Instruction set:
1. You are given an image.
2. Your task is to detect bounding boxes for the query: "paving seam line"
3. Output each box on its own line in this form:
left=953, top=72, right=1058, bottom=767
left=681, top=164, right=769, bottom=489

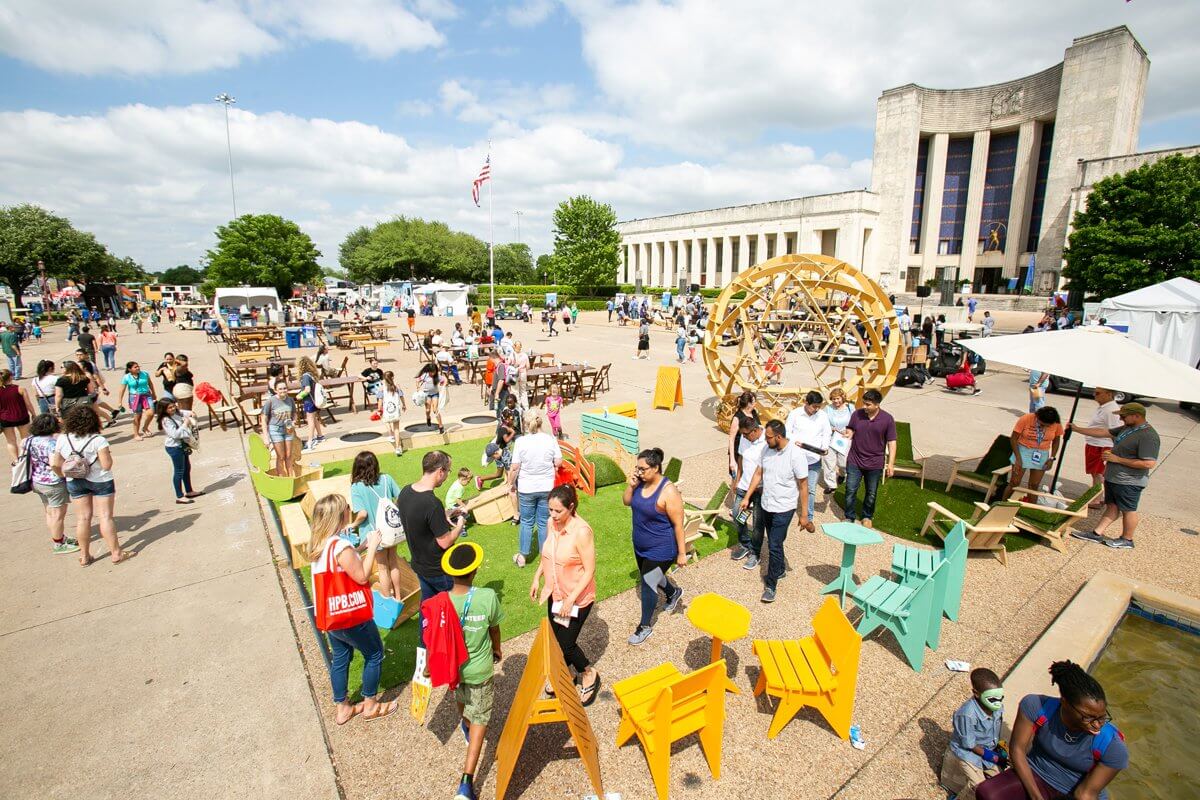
left=829, top=533, right=1090, bottom=798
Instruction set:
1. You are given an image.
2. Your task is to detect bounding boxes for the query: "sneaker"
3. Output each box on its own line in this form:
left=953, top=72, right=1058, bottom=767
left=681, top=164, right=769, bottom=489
left=52, top=538, right=80, bottom=554
left=1104, top=537, right=1135, bottom=549
left=1071, top=529, right=1108, bottom=544
left=729, top=545, right=749, bottom=561
left=474, top=476, right=484, bottom=491
left=627, top=625, right=654, bottom=646
left=743, top=554, right=760, bottom=570
left=394, top=448, right=403, bottom=457
left=761, top=587, right=777, bottom=603
left=862, top=519, right=873, bottom=529
left=664, top=586, right=684, bottom=613
left=453, top=777, right=476, bottom=800
left=512, top=553, right=526, bottom=568
left=302, top=440, right=317, bottom=452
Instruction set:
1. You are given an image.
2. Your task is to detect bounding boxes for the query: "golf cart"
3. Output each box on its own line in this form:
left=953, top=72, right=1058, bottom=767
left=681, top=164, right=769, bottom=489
left=495, top=297, right=522, bottom=320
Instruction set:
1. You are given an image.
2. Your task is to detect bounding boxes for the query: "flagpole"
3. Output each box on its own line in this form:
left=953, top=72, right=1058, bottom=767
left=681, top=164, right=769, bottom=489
left=487, top=145, right=495, bottom=309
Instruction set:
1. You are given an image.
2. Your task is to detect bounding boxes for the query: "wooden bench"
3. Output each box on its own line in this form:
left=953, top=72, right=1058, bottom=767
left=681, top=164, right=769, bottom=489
left=279, top=503, right=313, bottom=568
left=358, top=339, right=389, bottom=358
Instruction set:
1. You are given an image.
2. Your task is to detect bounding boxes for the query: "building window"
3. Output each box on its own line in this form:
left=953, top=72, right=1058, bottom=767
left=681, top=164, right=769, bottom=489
left=938, top=137, right=973, bottom=256
left=978, top=131, right=1018, bottom=254
left=731, top=240, right=740, bottom=274
left=911, top=137, right=929, bottom=254
left=1025, top=121, right=1055, bottom=252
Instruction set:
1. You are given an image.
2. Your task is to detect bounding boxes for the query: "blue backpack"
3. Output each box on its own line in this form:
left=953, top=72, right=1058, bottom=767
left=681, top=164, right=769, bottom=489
left=1033, top=698, right=1124, bottom=764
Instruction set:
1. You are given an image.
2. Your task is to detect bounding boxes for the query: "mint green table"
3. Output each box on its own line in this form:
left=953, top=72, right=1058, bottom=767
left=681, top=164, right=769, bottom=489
left=820, top=522, right=883, bottom=607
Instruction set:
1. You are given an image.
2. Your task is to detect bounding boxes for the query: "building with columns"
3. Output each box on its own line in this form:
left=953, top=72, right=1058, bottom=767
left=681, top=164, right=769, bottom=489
left=618, top=26, right=1175, bottom=295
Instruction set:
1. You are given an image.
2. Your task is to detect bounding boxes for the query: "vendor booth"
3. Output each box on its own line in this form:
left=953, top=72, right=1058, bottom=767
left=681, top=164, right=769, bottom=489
left=1098, top=277, right=1200, bottom=367
left=413, top=282, right=470, bottom=317
left=213, top=287, right=282, bottom=327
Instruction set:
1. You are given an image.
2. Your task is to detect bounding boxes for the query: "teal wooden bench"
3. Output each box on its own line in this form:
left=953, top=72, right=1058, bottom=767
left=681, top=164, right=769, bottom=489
left=581, top=411, right=639, bottom=454
left=890, top=522, right=969, bottom=622
left=852, top=522, right=968, bottom=671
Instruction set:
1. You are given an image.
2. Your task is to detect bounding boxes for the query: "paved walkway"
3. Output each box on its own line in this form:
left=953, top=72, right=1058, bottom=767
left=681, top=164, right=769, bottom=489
left=0, top=324, right=338, bottom=800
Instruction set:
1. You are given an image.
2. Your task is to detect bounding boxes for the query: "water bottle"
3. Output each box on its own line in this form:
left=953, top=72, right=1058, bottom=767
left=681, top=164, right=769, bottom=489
left=849, top=724, right=865, bottom=750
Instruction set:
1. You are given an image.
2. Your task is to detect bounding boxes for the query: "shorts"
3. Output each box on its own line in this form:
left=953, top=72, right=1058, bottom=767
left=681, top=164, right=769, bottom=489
left=128, top=394, right=152, bottom=412
left=66, top=478, right=116, bottom=499
left=1011, top=444, right=1050, bottom=470
left=1084, top=444, right=1108, bottom=476
left=455, top=679, right=494, bottom=727
left=34, top=481, right=70, bottom=508
left=60, top=396, right=92, bottom=413
left=1104, top=481, right=1143, bottom=512
left=301, top=398, right=317, bottom=414
left=268, top=425, right=295, bottom=443
left=0, top=416, right=30, bottom=429
left=939, top=747, right=999, bottom=799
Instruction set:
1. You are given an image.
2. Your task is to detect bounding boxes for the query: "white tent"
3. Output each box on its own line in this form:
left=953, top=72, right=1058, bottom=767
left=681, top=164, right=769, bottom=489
left=1098, top=277, right=1200, bottom=367
left=212, top=287, right=283, bottom=318
left=413, top=283, right=470, bottom=317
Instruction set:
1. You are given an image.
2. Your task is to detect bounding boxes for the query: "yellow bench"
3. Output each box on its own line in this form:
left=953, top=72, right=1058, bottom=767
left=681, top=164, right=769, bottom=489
left=359, top=339, right=389, bottom=357
left=751, top=596, right=861, bottom=740
left=278, top=502, right=313, bottom=568
left=589, top=401, right=637, bottom=419
left=300, top=474, right=352, bottom=518
left=613, top=660, right=727, bottom=800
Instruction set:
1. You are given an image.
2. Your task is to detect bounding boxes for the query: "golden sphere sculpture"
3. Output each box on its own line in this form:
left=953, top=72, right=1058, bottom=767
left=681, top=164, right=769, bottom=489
left=703, top=253, right=902, bottom=425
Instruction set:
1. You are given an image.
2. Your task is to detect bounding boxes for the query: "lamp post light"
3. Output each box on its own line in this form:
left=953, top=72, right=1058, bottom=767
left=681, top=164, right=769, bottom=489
left=513, top=210, right=523, bottom=244
left=214, top=93, right=238, bottom=219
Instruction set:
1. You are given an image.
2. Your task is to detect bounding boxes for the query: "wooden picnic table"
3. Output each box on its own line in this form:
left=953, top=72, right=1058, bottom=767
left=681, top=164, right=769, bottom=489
left=527, top=363, right=589, bottom=401
left=241, top=375, right=364, bottom=412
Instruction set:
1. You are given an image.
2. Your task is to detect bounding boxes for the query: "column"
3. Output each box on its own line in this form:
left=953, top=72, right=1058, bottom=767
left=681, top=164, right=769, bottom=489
left=919, top=132, right=949, bottom=280
left=721, top=235, right=734, bottom=287
left=739, top=233, right=752, bottom=271
left=663, top=240, right=676, bottom=289
left=690, top=238, right=703, bottom=287
left=650, top=240, right=661, bottom=287
left=756, top=232, right=768, bottom=266
left=1005, top=120, right=1039, bottom=277
left=641, top=243, right=652, bottom=286
left=777, top=229, right=791, bottom=256
left=959, top=129, right=991, bottom=280
left=705, top=237, right=718, bottom=287
left=620, top=245, right=629, bottom=284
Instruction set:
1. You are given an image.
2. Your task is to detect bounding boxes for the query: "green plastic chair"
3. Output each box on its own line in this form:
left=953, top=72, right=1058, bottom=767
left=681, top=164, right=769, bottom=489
left=891, top=522, right=969, bottom=622
left=946, top=435, right=1012, bottom=502
left=248, top=432, right=272, bottom=473
left=247, top=432, right=320, bottom=503
left=1013, top=483, right=1102, bottom=553
left=893, top=421, right=927, bottom=487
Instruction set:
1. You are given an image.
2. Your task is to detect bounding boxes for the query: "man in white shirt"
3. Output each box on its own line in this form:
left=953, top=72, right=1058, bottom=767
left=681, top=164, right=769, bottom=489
left=499, top=332, right=516, bottom=359
left=1080, top=387, right=1122, bottom=507
left=785, top=391, right=831, bottom=532
left=729, top=419, right=767, bottom=567
left=739, top=419, right=807, bottom=603
left=898, top=310, right=912, bottom=350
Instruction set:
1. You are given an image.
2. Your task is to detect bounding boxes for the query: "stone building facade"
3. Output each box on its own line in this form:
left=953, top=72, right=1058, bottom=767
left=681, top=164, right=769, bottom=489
left=617, top=26, right=1167, bottom=295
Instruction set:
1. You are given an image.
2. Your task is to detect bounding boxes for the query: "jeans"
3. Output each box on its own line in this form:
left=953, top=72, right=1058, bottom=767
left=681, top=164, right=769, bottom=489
left=67, top=325, right=77, bottom=341
left=5, top=354, right=20, bottom=379
left=327, top=619, right=384, bottom=703
left=844, top=464, right=882, bottom=521
left=636, top=555, right=679, bottom=628
left=805, top=464, right=821, bottom=521
left=166, top=445, right=193, bottom=498
left=446, top=364, right=462, bottom=384
left=518, top=490, right=550, bottom=555
left=757, top=509, right=794, bottom=591
left=676, top=339, right=685, bottom=361
left=417, top=572, right=454, bottom=603
left=547, top=598, right=592, bottom=672
left=101, top=345, right=116, bottom=370
left=36, top=396, right=51, bottom=415
left=732, top=488, right=760, bottom=548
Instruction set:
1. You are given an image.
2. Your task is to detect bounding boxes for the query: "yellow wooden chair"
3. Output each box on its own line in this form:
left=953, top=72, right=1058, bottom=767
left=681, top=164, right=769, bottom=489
left=919, top=500, right=1020, bottom=566
left=613, top=659, right=728, bottom=800
left=751, top=596, right=862, bottom=740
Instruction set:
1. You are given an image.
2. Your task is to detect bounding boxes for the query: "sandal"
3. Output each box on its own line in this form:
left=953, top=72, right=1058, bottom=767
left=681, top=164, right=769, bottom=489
left=362, top=699, right=399, bottom=722
left=335, top=702, right=364, bottom=726
left=176, top=498, right=195, bottom=505
left=579, top=674, right=600, bottom=707
left=112, top=550, right=137, bottom=565
left=185, top=491, right=206, bottom=498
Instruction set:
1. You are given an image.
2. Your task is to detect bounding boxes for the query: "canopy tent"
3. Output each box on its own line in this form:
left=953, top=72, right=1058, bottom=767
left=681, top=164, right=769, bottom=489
left=413, top=282, right=470, bottom=317
left=1098, top=277, right=1200, bottom=367
left=212, top=287, right=282, bottom=315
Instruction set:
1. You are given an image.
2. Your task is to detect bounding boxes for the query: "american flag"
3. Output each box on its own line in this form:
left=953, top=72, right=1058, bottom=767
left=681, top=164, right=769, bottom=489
left=471, top=156, right=491, bottom=207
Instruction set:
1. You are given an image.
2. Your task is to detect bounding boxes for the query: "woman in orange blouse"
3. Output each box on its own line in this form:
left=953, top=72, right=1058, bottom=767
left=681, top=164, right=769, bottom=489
left=529, top=483, right=600, bottom=704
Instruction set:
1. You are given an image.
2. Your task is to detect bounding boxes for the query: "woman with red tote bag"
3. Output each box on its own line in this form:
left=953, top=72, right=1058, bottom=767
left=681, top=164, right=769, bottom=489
left=308, top=494, right=398, bottom=724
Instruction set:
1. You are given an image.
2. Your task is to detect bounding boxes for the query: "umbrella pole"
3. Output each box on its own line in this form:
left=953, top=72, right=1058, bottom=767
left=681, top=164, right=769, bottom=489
left=1051, top=383, right=1083, bottom=491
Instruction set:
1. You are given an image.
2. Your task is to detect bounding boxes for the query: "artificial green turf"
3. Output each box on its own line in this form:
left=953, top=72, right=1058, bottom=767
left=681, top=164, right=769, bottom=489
left=287, top=437, right=736, bottom=700
left=831, top=478, right=1042, bottom=552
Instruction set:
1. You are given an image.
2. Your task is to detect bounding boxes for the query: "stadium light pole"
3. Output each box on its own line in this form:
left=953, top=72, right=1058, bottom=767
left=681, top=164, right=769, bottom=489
left=513, top=210, right=523, bottom=244
left=215, top=93, right=238, bottom=219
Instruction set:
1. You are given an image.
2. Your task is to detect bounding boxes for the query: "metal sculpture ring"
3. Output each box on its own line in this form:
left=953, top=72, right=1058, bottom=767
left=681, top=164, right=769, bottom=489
left=703, top=254, right=902, bottom=425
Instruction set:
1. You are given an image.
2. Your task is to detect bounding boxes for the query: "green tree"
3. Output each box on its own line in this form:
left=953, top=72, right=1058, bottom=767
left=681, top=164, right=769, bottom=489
left=204, top=214, right=322, bottom=298
left=160, top=264, right=205, bottom=285
left=536, top=253, right=556, bottom=283
left=1064, top=154, right=1200, bottom=299
left=339, top=225, right=371, bottom=273
left=551, top=195, right=621, bottom=286
left=0, top=204, right=110, bottom=299
left=104, top=255, right=154, bottom=284
left=491, top=243, right=537, bottom=284
left=343, top=217, right=488, bottom=284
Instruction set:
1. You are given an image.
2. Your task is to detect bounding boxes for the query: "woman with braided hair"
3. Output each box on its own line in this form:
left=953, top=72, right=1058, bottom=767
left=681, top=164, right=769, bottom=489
left=976, top=660, right=1128, bottom=800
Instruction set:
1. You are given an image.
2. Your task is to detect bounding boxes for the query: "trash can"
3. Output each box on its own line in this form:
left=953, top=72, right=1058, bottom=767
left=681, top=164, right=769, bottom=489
left=300, top=325, right=318, bottom=347
left=284, top=327, right=301, bottom=349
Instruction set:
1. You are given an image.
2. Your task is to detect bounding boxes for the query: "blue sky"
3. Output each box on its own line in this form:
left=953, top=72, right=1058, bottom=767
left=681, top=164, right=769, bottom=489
left=1, top=1, right=1197, bottom=272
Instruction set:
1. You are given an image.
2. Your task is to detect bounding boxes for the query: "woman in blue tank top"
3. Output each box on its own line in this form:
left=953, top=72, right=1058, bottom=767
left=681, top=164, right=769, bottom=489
left=623, top=447, right=687, bottom=646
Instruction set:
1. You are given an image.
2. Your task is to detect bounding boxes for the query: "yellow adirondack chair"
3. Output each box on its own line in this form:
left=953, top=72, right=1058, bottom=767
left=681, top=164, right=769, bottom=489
left=613, top=660, right=728, bottom=800
left=920, top=500, right=1020, bottom=566
left=751, top=597, right=862, bottom=740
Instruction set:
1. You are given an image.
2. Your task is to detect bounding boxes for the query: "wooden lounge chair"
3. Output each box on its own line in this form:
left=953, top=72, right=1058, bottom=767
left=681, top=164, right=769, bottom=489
left=946, top=434, right=1012, bottom=503
left=614, top=660, right=728, bottom=800
left=1011, top=483, right=1102, bottom=553
left=682, top=482, right=730, bottom=540
left=919, top=500, right=1020, bottom=566
left=751, top=597, right=861, bottom=740
left=893, top=421, right=928, bottom=487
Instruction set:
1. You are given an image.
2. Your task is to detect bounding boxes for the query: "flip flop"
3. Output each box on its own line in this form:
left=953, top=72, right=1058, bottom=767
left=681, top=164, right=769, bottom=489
left=362, top=699, right=399, bottom=722
left=336, top=702, right=364, bottom=726
left=112, top=550, right=138, bottom=565
left=579, top=674, right=601, bottom=707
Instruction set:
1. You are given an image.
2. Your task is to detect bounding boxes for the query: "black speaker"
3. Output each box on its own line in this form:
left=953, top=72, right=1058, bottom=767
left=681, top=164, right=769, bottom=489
left=689, top=283, right=700, bottom=294
left=916, top=285, right=932, bottom=298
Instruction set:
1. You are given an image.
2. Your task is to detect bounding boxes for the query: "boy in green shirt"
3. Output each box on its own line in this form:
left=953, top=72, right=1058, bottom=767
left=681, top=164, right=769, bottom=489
left=444, top=467, right=472, bottom=536
left=443, top=542, right=503, bottom=800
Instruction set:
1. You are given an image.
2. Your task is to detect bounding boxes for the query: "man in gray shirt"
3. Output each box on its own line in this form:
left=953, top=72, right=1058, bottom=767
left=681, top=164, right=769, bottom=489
left=1069, top=402, right=1159, bottom=549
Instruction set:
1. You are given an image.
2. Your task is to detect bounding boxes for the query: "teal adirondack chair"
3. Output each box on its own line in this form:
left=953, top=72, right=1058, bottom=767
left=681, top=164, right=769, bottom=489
left=890, top=523, right=970, bottom=621
left=851, top=523, right=968, bottom=671
left=946, top=435, right=1013, bottom=502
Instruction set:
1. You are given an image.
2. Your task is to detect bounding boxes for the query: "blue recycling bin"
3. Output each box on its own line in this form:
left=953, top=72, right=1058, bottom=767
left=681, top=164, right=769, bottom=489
left=284, top=327, right=301, bottom=349
left=300, top=325, right=318, bottom=347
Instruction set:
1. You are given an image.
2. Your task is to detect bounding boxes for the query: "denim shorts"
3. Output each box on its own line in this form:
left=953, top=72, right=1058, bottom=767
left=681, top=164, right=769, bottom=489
left=66, top=478, right=116, bottom=499
left=1011, top=444, right=1050, bottom=470
left=1104, top=481, right=1144, bottom=512
left=268, top=425, right=295, bottom=443
left=34, top=480, right=70, bottom=508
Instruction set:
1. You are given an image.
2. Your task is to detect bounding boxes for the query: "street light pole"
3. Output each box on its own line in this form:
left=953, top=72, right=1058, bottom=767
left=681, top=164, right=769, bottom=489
left=215, top=93, right=238, bottom=219
left=513, top=210, right=523, bottom=244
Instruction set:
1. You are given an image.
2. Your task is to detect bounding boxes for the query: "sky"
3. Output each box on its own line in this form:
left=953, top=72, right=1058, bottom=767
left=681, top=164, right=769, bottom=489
left=1, top=0, right=1198, bottom=274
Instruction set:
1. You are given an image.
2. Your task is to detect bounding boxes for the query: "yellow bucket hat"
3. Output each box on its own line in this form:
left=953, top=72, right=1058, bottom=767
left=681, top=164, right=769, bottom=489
left=442, top=541, right=484, bottom=576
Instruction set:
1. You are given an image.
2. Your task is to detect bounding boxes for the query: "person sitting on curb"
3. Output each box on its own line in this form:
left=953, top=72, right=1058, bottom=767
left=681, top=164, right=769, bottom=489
left=940, top=668, right=1005, bottom=800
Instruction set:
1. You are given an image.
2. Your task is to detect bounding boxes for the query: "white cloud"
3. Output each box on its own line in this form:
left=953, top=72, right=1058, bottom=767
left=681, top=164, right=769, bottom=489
left=0, top=104, right=867, bottom=270
left=0, top=0, right=447, bottom=75
left=439, top=78, right=578, bottom=125
left=569, top=0, right=1200, bottom=149
left=507, top=0, right=557, bottom=28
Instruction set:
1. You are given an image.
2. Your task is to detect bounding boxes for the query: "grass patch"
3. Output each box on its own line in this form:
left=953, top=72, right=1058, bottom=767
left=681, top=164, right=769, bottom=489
left=287, top=437, right=735, bottom=700
left=832, top=478, right=1042, bottom=552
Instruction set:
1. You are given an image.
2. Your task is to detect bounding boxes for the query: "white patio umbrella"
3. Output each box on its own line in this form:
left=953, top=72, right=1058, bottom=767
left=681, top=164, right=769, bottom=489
left=960, top=325, right=1200, bottom=486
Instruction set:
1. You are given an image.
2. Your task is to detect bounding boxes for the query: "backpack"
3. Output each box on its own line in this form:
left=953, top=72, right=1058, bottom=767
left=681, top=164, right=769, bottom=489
left=62, top=436, right=98, bottom=480
left=1032, top=698, right=1123, bottom=764
left=312, top=380, right=333, bottom=409
left=10, top=439, right=33, bottom=494
left=895, top=366, right=922, bottom=388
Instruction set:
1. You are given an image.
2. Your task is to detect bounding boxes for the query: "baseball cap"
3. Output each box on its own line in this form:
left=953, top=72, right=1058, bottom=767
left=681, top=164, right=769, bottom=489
left=1118, top=402, right=1147, bottom=417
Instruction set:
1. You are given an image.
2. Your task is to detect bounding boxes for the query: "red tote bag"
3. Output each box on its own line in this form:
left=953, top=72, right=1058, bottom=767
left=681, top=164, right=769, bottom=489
left=313, top=539, right=374, bottom=631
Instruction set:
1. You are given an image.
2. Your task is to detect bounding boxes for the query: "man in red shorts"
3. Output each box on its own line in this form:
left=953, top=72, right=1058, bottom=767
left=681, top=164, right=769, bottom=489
left=1080, top=387, right=1120, bottom=509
